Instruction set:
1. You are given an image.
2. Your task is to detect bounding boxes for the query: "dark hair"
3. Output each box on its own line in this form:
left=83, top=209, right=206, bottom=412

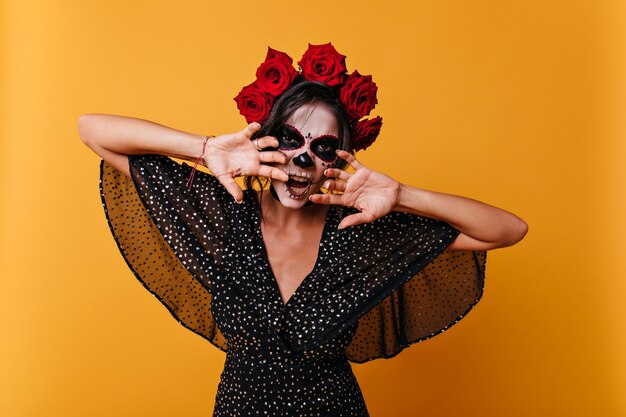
left=244, top=76, right=353, bottom=211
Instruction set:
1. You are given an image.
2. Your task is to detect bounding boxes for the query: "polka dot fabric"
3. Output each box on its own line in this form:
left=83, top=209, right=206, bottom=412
left=99, top=154, right=487, bottom=416
left=99, top=155, right=228, bottom=351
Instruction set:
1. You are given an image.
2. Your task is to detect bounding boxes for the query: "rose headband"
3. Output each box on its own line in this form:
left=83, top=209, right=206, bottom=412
left=234, top=43, right=382, bottom=152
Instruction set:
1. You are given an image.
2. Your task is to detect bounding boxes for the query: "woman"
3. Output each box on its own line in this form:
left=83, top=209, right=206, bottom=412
left=79, top=44, right=527, bottom=416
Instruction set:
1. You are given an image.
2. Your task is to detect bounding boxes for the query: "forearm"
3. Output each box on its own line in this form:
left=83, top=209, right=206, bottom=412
left=77, top=113, right=206, bottom=164
left=394, top=184, right=528, bottom=246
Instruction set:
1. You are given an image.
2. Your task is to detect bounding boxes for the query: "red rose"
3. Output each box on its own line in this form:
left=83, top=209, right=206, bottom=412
left=255, top=47, right=298, bottom=96
left=265, top=47, right=292, bottom=63
left=234, top=81, right=274, bottom=124
left=352, top=117, right=382, bottom=151
left=339, top=70, right=378, bottom=120
left=298, top=43, right=347, bottom=87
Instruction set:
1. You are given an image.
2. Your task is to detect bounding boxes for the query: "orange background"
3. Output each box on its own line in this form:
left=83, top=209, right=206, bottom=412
left=1, top=0, right=625, bottom=416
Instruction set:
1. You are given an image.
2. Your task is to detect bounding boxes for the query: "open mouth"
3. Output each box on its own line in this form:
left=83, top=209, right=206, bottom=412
left=285, top=173, right=313, bottom=199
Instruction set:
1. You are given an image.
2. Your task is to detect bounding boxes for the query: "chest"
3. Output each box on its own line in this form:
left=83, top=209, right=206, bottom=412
left=261, top=223, right=324, bottom=305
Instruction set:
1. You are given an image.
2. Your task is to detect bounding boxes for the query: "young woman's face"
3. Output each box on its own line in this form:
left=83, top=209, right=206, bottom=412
left=269, top=103, right=340, bottom=209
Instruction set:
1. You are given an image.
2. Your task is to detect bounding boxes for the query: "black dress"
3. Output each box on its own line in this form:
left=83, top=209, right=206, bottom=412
left=99, top=154, right=487, bottom=416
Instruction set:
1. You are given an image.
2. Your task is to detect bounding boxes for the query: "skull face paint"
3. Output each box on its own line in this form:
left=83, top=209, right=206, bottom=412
left=268, top=103, right=341, bottom=209
left=274, top=124, right=340, bottom=166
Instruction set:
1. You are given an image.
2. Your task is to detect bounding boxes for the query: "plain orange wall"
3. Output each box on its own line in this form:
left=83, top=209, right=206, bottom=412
left=1, top=0, right=624, bottom=416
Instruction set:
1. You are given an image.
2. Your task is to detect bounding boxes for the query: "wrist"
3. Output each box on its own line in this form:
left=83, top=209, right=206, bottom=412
left=394, top=184, right=430, bottom=216
left=184, top=135, right=214, bottom=191
left=394, top=183, right=408, bottom=212
left=169, top=134, right=212, bottom=164
left=197, top=135, right=215, bottom=167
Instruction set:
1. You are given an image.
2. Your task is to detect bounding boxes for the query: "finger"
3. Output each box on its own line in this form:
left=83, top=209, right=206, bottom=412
left=259, top=151, right=287, bottom=164
left=322, top=179, right=346, bottom=193
left=216, top=175, right=244, bottom=203
left=255, top=135, right=279, bottom=149
left=241, top=122, right=262, bottom=140
left=257, top=165, right=289, bottom=182
left=324, top=168, right=351, bottom=181
left=336, top=150, right=364, bottom=170
left=308, top=193, right=344, bottom=206
left=338, top=212, right=375, bottom=229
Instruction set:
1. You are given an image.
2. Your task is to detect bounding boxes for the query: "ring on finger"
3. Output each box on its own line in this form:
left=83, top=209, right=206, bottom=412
left=254, top=138, right=261, bottom=151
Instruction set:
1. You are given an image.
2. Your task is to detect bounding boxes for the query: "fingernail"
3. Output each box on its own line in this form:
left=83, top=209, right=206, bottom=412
left=324, top=169, right=329, bottom=176
left=324, top=181, right=330, bottom=189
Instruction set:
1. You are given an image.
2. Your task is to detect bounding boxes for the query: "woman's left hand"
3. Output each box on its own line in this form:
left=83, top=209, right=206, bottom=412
left=309, top=150, right=401, bottom=229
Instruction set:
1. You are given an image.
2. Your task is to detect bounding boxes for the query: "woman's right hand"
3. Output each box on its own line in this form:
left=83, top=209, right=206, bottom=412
left=204, top=122, right=288, bottom=203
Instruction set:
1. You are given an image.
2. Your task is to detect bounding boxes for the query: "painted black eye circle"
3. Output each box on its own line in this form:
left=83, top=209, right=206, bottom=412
left=281, top=135, right=300, bottom=148
left=312, top=137, right=339, bottom=161
left=274, top=125, right=304, bottom=150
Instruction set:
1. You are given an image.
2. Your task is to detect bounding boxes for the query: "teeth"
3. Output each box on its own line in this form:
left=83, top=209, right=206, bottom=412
left=288, top=174, right=311, bottom=182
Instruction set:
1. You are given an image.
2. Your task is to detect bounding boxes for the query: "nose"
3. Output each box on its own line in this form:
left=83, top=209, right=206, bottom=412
left=293, top=151, right=314, bottom=168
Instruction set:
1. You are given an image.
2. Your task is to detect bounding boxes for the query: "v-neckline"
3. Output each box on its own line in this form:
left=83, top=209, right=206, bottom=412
left=254, top=204, right=335, bottom=307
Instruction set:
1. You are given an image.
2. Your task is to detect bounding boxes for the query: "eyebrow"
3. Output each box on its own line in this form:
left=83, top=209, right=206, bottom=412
left=284, top=123, right=339, bottom=141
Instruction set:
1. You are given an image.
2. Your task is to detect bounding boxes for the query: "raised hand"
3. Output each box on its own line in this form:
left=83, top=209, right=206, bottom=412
left=309, top=150, right=401, bottom=229
left=204, top=123, right=289, bottom=202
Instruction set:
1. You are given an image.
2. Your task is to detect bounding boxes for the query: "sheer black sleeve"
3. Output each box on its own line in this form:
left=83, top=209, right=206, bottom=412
left=99, top=154, right=231, bottom=351
left=280, top=209, right=487, bottom=362
left=345, top=248, right=487, bottom=363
